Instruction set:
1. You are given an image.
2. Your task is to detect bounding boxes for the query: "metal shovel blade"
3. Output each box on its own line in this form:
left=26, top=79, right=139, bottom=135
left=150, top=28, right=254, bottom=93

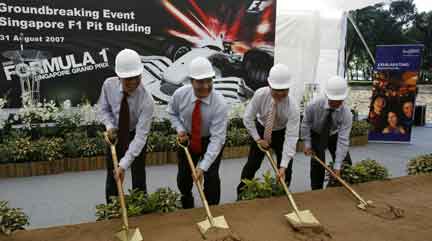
left=115, top=228, right=143, bottom=241
left=357, top=200, right=374, bottom=210
left=197, top=215, right=230, bottom=235
left=285, top=210, right=322, bottom=229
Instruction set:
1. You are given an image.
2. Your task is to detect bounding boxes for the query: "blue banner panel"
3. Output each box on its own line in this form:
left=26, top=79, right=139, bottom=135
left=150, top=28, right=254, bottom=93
left=368, top=44, right=423, bottom=143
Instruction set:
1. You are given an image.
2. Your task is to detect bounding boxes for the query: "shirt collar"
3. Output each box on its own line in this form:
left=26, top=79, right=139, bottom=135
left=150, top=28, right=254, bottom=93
left=191, top=89, right=211, bottom=105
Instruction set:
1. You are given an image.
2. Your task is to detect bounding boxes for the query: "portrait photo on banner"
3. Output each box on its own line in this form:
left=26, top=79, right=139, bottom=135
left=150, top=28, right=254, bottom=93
left=368, top=70, right=417, bottom=142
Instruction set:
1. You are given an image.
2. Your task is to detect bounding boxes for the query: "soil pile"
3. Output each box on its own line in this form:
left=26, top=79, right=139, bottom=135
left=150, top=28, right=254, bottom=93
left=1, top=175, right=431, bottom=241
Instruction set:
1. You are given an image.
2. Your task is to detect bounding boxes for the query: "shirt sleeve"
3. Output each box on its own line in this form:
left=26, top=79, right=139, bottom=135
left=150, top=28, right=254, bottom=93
left=301, top=103, right=314, bottom=150
left=97, top=81, right=115, bottom=130
left=119, top=94, right=155, bottom=170
left=334, top=109, right=353, bottom=170
left=242, top=94, right=261, bottom=141
left=198, top=102, right=229, bottom=171
left=167, top=90, right=187, bottom=134
left=281, top=101, right=300, bottom=168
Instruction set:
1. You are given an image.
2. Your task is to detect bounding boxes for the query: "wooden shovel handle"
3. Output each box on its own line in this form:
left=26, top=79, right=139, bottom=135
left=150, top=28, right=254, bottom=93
left=104, top=132, right=129, bottom=230
left=311, top=155, right=369, bottom=206
left=177, top=139, right=215, bottom=227
left=258, top=145, right=303, bottom=220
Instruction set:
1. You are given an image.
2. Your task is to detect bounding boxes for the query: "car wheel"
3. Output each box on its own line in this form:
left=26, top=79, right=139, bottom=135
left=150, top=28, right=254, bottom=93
left=242, top=49, right=273, bottom=91
left=162, top=41, right=191, bottom=61
left=208, top=54, right=243, bottom=78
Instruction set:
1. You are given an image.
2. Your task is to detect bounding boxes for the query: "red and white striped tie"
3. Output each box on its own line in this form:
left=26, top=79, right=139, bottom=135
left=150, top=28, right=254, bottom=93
left=263, top=100, right=276, bottom=144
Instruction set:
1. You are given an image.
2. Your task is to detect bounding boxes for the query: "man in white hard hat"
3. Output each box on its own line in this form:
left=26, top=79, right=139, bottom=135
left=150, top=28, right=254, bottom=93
left=301, top=76, right=353, bottom=190
left=98, top=49, right=154, bottom=203
left=237, top=64, right=300, bottom=199
left=167, top=57, right=228, bottom=208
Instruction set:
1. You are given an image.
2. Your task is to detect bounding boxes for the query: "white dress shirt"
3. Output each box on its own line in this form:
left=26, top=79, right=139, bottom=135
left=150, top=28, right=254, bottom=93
left=301, top=96, right=353, bottom=170
left=243, top=87, right=300, bottom=168
left=97, top=76, right=155, bottom=170
left=167, top=85, right=229, bottom=171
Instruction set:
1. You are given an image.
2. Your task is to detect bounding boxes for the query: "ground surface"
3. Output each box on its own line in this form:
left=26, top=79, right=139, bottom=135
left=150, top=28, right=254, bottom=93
left=1, top=174, right=431, bottom=241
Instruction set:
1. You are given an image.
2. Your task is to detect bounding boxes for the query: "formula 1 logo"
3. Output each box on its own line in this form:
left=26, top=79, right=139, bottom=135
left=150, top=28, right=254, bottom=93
left=247, top=0, right=272, bottom=13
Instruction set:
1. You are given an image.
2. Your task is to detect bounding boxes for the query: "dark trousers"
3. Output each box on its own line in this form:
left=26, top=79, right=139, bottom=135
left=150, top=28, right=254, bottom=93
left=237, top=122, right=293, bottom=197
left=177, top=137, right=223, bottom=209
left=310, top=131, right=352, bottom=190
left=105, top=132, right=147, bottom=203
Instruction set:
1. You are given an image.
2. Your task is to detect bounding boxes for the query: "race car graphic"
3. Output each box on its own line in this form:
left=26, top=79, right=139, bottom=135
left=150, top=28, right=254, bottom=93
left=140, top=0, right=275, bottom=104
left=140, top=39, right=274, bottom=104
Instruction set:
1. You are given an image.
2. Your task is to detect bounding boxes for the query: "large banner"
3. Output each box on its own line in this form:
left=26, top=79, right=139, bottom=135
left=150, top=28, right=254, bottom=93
left=0, top=0, right=276, bottom=107
left=368, top=44, right=423, bottom=143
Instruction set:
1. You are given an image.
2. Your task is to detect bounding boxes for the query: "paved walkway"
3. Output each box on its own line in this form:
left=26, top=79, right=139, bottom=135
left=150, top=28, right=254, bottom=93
left=1, top=127, right=431, bottom=229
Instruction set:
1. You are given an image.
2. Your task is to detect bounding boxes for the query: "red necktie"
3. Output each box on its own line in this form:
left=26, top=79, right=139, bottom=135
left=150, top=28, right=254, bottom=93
left=118, top=92, right=130, bottom=158
left=190, top=99, right=202, bottom=154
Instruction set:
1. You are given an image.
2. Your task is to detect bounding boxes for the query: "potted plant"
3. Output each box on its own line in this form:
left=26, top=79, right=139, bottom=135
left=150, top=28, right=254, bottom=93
left=407, top=154, right=432, bottom=175
left=224, top=128, right=251, bottom=159
left=342, top=159, right=389, bottom=184
left=95, top=188, right=181, bottom=221
left=0, top=201, right=29, bottom=236
left=239, top=171, right=285, bottom=201
left=350, top=120, right=369, bottom=146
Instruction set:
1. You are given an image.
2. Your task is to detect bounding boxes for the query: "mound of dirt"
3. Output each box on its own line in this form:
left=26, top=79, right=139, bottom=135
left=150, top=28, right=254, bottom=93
left=2, top=175, right=432, bottom=241
left=204, top=227, right=242, bottom=241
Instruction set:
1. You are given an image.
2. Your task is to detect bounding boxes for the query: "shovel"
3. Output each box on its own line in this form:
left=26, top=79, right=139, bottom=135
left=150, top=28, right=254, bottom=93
left=104, top=133, right=143, bottom=241
left=258, top=145, right=323, bottom=230
left=312, top=155, right=404, bottom=219
left=177, top=138, right=230, bottom=237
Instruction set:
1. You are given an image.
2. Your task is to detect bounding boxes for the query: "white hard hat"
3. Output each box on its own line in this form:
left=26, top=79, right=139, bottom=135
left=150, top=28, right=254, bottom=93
left=115, top=49, right=143, bottom=78
left=324, top=76, right=349, bottom=100
left=267, top=64, right=293, bottom=90
left=189, top=57, right=215, bottom=80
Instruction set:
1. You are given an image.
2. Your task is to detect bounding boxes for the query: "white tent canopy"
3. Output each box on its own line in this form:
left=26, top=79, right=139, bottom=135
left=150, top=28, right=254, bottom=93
left=275, top=0, right=386, bottom=102
left=278, top=0, right=388, bottom=12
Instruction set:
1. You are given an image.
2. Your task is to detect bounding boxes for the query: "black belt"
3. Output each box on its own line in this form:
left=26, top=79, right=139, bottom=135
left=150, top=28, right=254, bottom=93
left=311, top=130, right=338, bottom=137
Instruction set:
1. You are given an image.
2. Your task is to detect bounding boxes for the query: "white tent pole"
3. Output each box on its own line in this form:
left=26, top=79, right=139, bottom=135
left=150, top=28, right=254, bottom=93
left=338, top=12, right=348, bottom=77
left=347, top=14, right=375, bottom=64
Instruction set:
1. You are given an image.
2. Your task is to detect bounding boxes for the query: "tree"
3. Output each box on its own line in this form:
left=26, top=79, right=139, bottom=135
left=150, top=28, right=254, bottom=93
left=389, top=0, right=416, bottom=27
left=412, top=12, right=432, bottom=72
left=346, top=0, right=420, bottom=81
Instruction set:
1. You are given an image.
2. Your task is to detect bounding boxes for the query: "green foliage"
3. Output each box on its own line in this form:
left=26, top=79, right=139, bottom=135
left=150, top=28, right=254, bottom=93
left=63, top=132, right=86, bottom=157
left=151, top=118, right=175, bottom=134
left=410, top=7, right=432, bottom=73
left=63, top=131, right=105, bottom=158
left=0, top=144, right=8, bottom=163
left=0, top=117, right=254, bottom=163
left=147, top=132, right=178, bottom=152
left=148, top=119, right=252, bottom=151
left=239, top=171, right=285, bottom=201
left=342, top=159, right=390, bottom=184
left=147, top=187, right=182, bottom=213
left=79, top=132, right=105, bottom=157
left=407, top=154, right=432, bottom=175
left=33, top=138, right=64, bottom=162
left=3, top=132, right=35, bottom=163
left=350, top=120, right=370, bottom=137
left=0, top=201, right=29, bottom=236
left=226, top=128, right=252, bottom=147
left=55, top=112, right=81, bottom=137
left=227, top=117, right=244, bottom=131
left=95, top=188, right=181, bottom=221
left=1, top=132, right=64, bottom=163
